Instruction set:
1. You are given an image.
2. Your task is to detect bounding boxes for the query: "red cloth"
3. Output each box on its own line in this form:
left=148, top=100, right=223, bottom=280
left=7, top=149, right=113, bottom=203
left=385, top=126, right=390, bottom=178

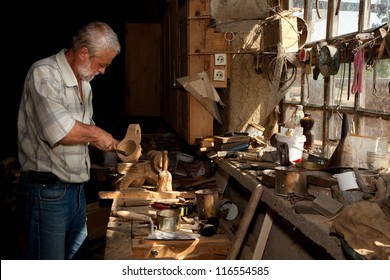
left=351, top=48, right=365, bottom=94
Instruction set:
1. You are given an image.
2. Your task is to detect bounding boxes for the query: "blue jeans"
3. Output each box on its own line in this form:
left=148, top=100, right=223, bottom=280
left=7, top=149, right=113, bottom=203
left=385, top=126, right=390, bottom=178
left=17, top=174, right=88, bottom=260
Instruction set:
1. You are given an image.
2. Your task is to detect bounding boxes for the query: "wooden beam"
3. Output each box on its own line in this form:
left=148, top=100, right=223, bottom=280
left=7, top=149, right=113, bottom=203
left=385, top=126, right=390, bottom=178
left=226, top=183, right=264, bottom=259
left=252, top=207, right=275, bottom=260
left=98, top=189, right=196, bottom=200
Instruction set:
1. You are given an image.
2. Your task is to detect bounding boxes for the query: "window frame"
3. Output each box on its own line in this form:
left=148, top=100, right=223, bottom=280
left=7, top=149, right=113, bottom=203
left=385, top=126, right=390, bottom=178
left=283, top=0, right=390, bottom=149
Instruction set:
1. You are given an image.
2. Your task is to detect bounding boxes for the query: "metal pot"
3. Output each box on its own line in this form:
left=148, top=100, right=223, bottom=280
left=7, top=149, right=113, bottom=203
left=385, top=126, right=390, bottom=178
left=274, top=166, right=307, bottom=196
left=156, top=209, right=180, bottom=232
left=318, top=45, right=340, bottom=76
left=195, top=189, right=220, bottom=220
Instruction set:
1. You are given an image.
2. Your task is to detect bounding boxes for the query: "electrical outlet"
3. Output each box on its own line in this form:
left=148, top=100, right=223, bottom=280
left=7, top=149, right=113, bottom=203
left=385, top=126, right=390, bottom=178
left=215, top=53, right=227, bottom=66
left=213, top=69, right=225, bottom=81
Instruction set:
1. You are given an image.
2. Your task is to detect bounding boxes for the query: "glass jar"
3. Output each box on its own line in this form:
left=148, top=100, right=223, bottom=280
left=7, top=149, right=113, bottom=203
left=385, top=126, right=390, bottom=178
left=367, top=151, right=390, bottom=170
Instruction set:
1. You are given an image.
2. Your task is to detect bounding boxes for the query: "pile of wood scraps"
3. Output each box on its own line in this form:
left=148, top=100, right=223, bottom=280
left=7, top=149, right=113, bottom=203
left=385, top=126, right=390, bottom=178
left=197, top=130, right=267, bottom=154
left=99, top=188, right=232, bottom=260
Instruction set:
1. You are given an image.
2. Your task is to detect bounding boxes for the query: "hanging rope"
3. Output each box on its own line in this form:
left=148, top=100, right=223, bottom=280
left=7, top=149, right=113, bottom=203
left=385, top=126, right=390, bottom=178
left=266, top=54, right=298, bottom=91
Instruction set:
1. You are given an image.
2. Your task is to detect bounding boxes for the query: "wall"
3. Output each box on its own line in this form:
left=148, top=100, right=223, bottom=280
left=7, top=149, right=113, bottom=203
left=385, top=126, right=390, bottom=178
left=209, top=2, right=281, bottom=138
left=1, top=1, right=167, bottom=160
left=209, top=1, right=329, bottom=259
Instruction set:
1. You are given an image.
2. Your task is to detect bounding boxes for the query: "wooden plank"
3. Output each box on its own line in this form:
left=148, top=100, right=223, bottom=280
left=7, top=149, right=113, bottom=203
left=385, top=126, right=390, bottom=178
left=98, top=189, right=196, bottom=200
left=188, top=55, right=205, bottom=74
left=227, top=183, right=264, bottom=259
left=104, top=217, right=133, bottom=259
left=188, top=94, right=213, bottom=144
left=214, top=135, right=251, bottom=143
left=216, top=158, right=346, bottom=259
left=307, top=171, right=338, bottom=188
left=125, top=24, right=161, bottom=116
left=188, top=18, right=206, bottom=54
left=215, top=167, right=230, bottom=194
left=132, top=234, right=230, bottom=260
left=205, top=28, right=228, bottom=51
left=188, top=0, right=210, bottom=17
left=112, top=207, right=157, bottom=219
left=252, top=207, right=275, bottom=259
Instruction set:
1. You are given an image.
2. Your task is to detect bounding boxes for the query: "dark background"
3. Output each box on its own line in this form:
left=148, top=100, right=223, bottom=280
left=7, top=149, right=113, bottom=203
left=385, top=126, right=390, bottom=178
left=2, top=1, right=168, bottom=161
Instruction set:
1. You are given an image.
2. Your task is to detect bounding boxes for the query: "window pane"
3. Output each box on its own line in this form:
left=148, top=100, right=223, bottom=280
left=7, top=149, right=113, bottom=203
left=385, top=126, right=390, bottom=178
left=309, top=0, right=328, bottom=42
left=284, top=105, right=300, bottom=125
left=286, top=58, right=325, bottom=105
left=285, top=67, right=302, bottom=102
left=334, top=0, right=360, bottom=37
left=292, top=0, right=304, bottom=9
left=365, top=0, right=390, bottom=30
left=329, top=63, right=355, bottom=107
left=361, top=59, right=390, bottom=113
left=358, top=116, right=389, bottom=140
left=328, top=112, right=355, bottom=140
left=306, top=71, right=324, bottom=105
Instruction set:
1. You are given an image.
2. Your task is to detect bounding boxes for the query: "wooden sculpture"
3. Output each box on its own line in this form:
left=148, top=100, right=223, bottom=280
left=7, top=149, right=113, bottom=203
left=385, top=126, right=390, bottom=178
left=113, top=124, right=173, bottom=192
left=157, top=150, right=172, bottom=192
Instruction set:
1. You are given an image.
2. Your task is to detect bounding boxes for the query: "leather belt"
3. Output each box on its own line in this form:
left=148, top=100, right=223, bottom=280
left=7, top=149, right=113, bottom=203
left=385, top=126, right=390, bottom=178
left=21, top=171, right=60, bottom=184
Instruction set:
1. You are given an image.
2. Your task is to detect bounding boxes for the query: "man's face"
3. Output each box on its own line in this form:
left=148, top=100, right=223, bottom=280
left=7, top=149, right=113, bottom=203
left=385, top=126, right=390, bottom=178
left=78, top=49, right=117, bottom=82
left=78, top=59, right=99, bottom=82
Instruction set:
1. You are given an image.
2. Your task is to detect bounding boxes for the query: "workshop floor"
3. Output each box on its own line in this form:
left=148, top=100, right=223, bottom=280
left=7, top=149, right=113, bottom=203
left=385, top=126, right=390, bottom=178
left=87, top=237, right=106, bottom=260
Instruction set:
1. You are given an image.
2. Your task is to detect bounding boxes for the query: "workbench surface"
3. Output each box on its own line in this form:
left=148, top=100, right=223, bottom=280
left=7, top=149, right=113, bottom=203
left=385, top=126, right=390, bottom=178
left=99, top=159, right=347, bottom=260
left=215, top=159, right=346, bottom=259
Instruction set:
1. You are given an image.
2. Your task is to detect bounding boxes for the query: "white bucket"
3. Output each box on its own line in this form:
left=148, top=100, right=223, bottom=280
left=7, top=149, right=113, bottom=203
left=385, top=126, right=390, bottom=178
left=333, top=171, right=359, bottom=191
left=276, top=134, right=306, bottom=162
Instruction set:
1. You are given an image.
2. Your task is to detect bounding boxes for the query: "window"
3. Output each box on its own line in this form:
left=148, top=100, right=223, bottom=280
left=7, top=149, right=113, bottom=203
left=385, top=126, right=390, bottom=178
left=284, top=0, right=390, bottom=155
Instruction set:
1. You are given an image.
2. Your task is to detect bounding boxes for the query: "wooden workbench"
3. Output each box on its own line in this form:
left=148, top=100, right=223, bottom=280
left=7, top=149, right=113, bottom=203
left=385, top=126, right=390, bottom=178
left=99, top=188, right=232, bottom=260
left=215, top=158, right=346, bottom=260
left=99, top=158, right=347, bottom=260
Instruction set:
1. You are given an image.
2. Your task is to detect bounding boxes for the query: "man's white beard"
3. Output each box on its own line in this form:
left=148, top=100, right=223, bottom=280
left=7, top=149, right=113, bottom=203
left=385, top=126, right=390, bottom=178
left=78, top=60, right=99, bottom=82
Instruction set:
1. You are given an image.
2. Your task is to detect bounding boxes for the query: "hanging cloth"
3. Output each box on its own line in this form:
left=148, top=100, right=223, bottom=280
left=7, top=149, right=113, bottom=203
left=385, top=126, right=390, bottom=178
left=351, top=48, right=365, bottom=94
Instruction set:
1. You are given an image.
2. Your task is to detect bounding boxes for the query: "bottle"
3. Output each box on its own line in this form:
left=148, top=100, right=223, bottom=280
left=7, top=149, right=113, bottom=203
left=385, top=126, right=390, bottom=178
left=300, top=113, right=315, bottom=149
left=286, top=105, right=305, bottom=128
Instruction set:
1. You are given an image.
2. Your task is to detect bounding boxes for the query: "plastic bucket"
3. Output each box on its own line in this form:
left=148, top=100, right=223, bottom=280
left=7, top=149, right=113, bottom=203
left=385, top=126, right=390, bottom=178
left=276, top=134, right=306, bottom=162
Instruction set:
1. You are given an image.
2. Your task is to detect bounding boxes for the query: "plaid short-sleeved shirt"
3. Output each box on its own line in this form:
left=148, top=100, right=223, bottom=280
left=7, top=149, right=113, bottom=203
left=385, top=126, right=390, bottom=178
left=18, top=49, right=93, bottom=183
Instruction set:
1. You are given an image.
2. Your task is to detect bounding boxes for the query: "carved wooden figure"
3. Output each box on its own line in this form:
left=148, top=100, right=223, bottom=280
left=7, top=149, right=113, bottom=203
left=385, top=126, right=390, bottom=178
left=157, top=150, right=172, bottom=192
